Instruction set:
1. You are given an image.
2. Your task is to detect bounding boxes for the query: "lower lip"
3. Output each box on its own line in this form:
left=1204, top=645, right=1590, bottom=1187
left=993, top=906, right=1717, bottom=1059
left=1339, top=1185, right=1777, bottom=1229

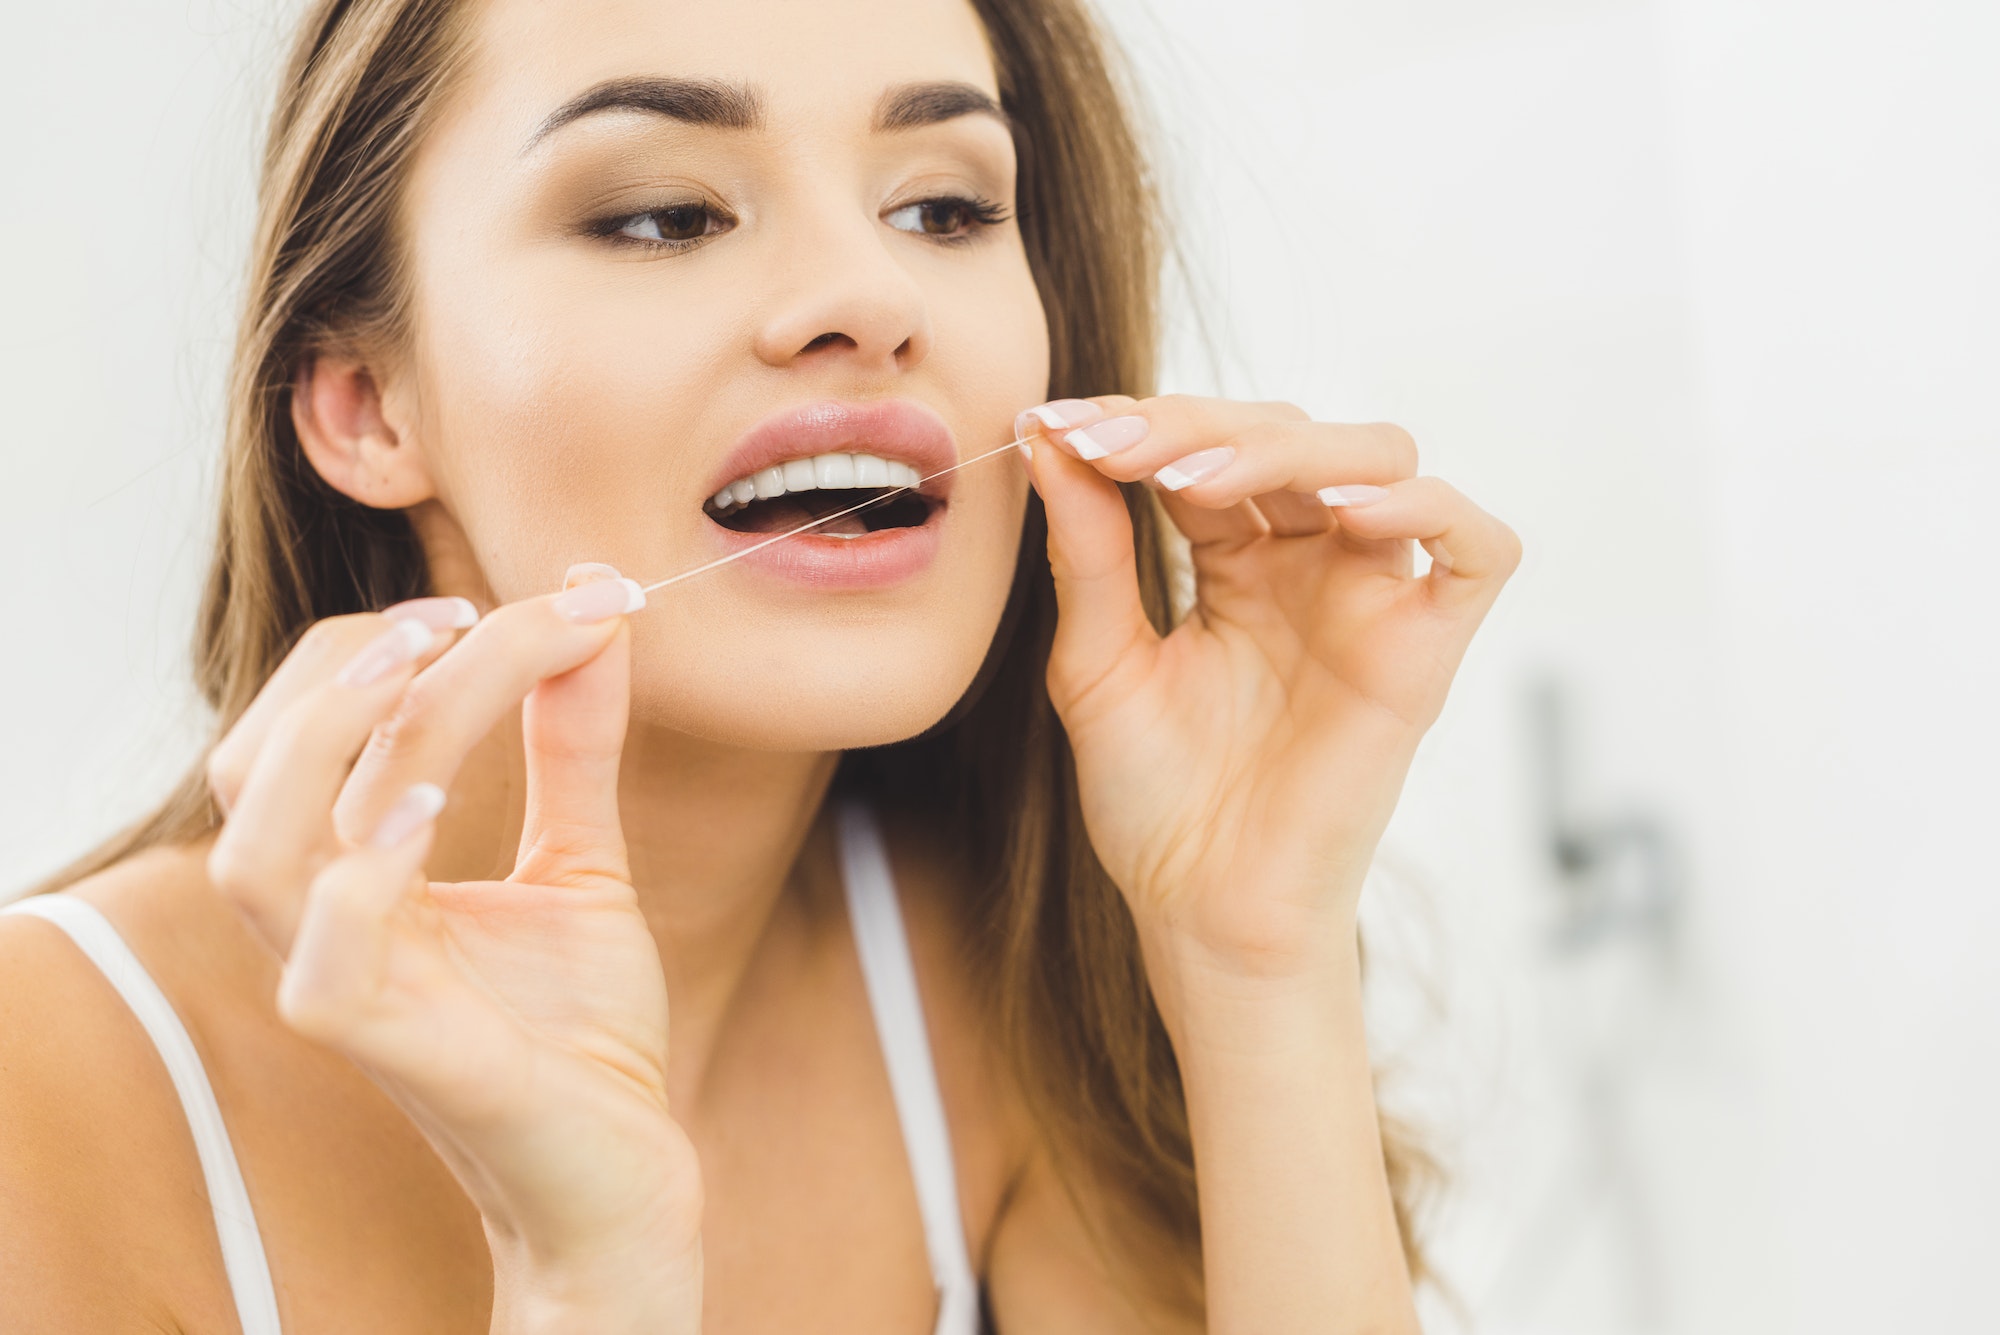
left=701, top=501, right=947, bottom=589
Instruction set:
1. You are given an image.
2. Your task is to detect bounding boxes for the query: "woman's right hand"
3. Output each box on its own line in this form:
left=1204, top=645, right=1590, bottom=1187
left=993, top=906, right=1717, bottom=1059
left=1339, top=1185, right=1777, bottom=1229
left=201, top=570, right=700, bottom=1335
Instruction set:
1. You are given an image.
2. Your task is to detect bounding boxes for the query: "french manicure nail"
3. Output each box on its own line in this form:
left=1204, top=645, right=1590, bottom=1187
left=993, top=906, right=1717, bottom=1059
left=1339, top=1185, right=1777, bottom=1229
left=553, top=575, right=645, bottom=623
left=1317, top=484, right=1390, bottom=507
left=369, top=782, right=447, bottom=849
left=1063, top=415, right=1148, bottom=461
left=336, top=618, right=434, bottom=688
left=383, top=596, right=479, bottom=631
left=1423, top=539, right=1457, bottom=572
left=562, top=562, right=622, bottom=590
left=1153, top=446, right=1236, bottom=491
left=1013, top=398, right=1103, bottom=440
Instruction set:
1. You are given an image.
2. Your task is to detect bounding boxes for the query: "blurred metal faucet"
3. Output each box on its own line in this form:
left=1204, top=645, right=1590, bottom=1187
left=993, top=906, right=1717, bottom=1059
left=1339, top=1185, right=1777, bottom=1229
left=1531, top=678, right=1681, bottom=956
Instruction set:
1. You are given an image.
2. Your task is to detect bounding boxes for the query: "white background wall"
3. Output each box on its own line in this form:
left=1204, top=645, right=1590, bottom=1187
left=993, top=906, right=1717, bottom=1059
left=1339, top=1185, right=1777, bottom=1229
left=3, top=2, right=1994, bottom=1331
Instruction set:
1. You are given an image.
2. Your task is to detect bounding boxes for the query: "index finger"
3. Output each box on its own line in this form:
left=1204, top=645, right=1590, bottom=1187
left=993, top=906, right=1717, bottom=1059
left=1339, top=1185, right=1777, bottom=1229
left=331, top=577, right=644, bottom=850
left=206, top=597, right=479, bottom=813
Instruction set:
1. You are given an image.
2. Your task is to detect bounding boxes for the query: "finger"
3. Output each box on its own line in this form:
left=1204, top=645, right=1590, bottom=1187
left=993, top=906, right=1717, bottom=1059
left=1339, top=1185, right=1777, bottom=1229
left=514, top=567, right=634, bottom=890
left=276, top=788, right=535, bottom=1125
left=1045, top=396, right=1412, bottom=497
left=331, top=574, right=644, bottom=852
left=275, top=781, right=444, bottom=1044
left=1155, top=488, right=1271, bottom=548
left=208, top=618, right=440, bottom=956
left=1024, top=437, right=1161, bottom=713
left=1127, top=417, right=1420, bottom=505
left=1329, top=476, right=1523, bottom=606
left=206, top=597, right=474, bottom=813
left=1019, top=395, right=1275, bottom=547
left=1012, top=394, right=1136, bottom=446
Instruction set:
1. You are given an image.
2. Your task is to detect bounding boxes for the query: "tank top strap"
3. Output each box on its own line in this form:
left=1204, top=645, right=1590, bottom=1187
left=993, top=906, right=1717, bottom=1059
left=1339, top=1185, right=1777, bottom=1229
left=2, top=895, right=283, bottom=1335
left=834, top=802, right=982, bottom=1335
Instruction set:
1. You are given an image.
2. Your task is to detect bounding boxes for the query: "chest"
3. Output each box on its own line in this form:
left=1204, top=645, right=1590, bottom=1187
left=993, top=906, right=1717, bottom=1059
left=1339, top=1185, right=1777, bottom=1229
left=150, top=942, right=1010, bottom=1335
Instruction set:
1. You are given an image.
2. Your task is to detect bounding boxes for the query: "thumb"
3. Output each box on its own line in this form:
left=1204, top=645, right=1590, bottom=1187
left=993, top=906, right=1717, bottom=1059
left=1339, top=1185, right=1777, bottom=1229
left=1027, top=437, right=1160, bottom=712
left=514, top=565, right=634, bottom=888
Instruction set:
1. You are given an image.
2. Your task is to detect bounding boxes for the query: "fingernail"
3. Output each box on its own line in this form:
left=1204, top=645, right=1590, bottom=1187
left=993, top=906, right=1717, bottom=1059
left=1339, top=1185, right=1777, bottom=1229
left=553, top=575, right=645, bottom=623
left=383, top=596, right=479, bottom=631
left=1318, top=484, right=1390, bottom=507
left=370, top=781, right=446, bottom=849
left=1063, top=415, right=1148, bottom=461
left=563, top=562, right=622, bottom=590
left=1424, top=539, right=1457, bottom=572
left=1013, top=398, right=1102, bottom=440
left=336, top=618, right=434, bottom=687
left=1153, top=446, right=1236, bottom=491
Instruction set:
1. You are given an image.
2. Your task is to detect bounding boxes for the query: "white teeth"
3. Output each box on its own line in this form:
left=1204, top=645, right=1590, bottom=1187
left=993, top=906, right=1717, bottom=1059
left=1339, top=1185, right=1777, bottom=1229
left=815, top=453, right=857, bottom=489
left=707, top=451, right=928, bottom=511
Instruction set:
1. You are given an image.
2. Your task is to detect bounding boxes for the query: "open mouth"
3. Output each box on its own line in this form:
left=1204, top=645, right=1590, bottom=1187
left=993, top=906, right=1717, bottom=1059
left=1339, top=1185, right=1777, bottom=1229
left=704, top=450, right=938, bottom=537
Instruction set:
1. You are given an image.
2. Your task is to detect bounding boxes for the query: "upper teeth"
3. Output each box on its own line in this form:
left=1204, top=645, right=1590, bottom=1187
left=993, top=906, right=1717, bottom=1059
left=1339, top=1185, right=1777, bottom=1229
left=709, top=452, right=924, bottom=512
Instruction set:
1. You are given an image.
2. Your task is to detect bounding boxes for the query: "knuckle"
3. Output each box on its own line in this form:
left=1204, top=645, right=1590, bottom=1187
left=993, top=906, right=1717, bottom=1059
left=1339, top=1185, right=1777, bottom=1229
left=1376, top=422, right=1418, bottom=471
left=205, top=746, right=246, bottom=810
left=359, top=687, right=437, bottom=764
left=275, top=970, right=354, bottom=1043
left=205, top=834, right=272, bottom=904
left=264, top=692, right=337, bottom=766
left=1237, top=419, right=1295, bottom=453
left=294, top=613, right=385, bottom=665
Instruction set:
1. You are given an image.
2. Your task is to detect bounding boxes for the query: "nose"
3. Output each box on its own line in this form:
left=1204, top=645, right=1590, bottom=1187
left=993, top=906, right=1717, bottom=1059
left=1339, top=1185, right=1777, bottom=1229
left=751, top=204, right=933, bottom=375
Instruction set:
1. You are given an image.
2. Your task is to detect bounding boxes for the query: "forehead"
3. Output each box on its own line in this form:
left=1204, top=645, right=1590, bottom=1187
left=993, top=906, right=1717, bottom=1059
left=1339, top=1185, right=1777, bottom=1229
left=460, top=0, right=999, bottom=129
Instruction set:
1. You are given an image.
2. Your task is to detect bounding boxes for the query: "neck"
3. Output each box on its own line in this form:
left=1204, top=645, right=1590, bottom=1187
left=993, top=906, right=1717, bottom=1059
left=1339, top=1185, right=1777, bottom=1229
left=427, top=712, right=839, bottom=1109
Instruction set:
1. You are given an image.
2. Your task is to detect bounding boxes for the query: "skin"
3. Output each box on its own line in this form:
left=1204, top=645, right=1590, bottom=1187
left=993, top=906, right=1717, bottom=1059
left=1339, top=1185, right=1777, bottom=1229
left=0, top=0, right=1520, bottom=1331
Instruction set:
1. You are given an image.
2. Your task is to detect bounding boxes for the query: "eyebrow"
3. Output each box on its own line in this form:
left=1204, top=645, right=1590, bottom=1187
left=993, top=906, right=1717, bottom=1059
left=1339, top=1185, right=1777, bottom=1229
left=523, top=76, right=1009, bottom=153
left=524, top=76, right=762, bottom=152
left=873, top=81, right=1010, bottom=132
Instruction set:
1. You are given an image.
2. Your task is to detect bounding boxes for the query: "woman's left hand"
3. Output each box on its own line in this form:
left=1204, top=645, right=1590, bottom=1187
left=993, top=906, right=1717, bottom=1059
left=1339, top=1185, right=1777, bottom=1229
left=1017, top=394, right=1520, bottom=1006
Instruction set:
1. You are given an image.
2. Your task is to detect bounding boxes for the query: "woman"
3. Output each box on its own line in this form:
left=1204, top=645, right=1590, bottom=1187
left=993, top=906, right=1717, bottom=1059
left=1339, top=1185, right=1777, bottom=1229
left=0, top=0, right=1518, bottom=1329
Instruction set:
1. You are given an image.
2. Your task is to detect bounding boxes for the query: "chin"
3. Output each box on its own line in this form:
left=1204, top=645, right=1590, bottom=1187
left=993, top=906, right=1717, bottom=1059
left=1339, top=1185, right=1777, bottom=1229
left=623, top=607, right=1005, bottom=753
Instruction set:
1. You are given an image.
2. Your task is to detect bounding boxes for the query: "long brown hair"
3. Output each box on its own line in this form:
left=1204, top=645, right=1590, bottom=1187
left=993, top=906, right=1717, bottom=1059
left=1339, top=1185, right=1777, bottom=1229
left=29, top=0, right=1433, bottom=1314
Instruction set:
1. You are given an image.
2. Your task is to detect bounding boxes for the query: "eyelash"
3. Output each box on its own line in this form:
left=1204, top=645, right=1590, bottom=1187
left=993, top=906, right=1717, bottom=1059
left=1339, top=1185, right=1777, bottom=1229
left=587, top=192, right=1013, bottom=254
left=892, top=193, right=1012, bottom=246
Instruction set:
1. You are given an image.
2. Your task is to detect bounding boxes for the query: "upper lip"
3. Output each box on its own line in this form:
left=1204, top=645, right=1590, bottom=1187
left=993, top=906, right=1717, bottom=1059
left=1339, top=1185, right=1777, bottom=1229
left=703, top=399, right=958, bottom=502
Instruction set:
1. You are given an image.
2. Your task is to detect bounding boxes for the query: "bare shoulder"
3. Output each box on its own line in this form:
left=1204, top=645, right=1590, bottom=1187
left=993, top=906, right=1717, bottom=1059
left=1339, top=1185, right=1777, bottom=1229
left=0, top=845, right=252, bottom=1333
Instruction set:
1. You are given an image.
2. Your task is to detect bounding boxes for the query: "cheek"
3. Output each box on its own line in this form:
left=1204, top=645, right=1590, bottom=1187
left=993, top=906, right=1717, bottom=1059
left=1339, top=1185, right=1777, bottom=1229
left=410, top=257, right=725, bottom=600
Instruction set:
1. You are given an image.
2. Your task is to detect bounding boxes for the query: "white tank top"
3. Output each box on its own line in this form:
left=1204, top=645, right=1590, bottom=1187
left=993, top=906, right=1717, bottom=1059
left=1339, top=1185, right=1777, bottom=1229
left=1, top=799, right=980, bottom=1334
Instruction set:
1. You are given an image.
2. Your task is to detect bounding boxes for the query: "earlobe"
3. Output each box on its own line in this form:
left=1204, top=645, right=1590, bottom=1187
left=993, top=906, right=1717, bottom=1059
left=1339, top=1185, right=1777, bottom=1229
left=292, top=352, right=437, bottom=509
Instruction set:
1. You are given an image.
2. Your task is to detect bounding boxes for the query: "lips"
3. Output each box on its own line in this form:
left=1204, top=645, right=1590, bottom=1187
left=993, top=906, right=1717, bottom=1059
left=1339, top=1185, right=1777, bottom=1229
left=696, top=398, right=961, bottom=589
left=702, top=399, right=958, bottom=503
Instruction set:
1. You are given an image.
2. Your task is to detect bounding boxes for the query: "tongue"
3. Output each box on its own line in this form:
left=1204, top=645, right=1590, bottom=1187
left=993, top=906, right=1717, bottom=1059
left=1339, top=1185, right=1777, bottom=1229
left=732, top=495, right=873, bottom=536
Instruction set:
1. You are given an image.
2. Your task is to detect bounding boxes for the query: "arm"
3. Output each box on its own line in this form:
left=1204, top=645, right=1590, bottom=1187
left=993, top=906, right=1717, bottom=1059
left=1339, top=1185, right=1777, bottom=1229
left=1159, top=943, right=1413, bottom=1331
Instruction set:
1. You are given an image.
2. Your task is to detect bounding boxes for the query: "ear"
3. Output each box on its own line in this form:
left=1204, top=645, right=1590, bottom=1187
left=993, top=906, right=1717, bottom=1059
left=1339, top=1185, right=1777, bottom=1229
left=291, top=351, right=437, bottom=508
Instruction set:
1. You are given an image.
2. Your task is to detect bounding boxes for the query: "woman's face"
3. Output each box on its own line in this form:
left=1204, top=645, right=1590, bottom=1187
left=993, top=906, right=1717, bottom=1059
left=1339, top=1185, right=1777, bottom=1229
left=394, top=0, right=1046, bottom=750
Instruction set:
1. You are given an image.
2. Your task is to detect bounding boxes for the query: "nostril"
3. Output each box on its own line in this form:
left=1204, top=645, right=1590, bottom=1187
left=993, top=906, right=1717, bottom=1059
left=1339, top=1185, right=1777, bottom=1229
left=803, top=332, right=846, bottom=352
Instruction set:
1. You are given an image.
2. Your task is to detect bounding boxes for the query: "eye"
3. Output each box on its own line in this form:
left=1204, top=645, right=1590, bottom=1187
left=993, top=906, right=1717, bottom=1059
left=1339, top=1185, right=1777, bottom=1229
left=884, top=195, right=1010, bottom=241
left=603, top=201, right=731, bottom=247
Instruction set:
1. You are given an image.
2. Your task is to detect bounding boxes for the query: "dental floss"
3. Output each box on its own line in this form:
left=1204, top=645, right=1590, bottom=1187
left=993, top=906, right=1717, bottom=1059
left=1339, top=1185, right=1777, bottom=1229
left=626, top=437, right=1031, bottom=602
